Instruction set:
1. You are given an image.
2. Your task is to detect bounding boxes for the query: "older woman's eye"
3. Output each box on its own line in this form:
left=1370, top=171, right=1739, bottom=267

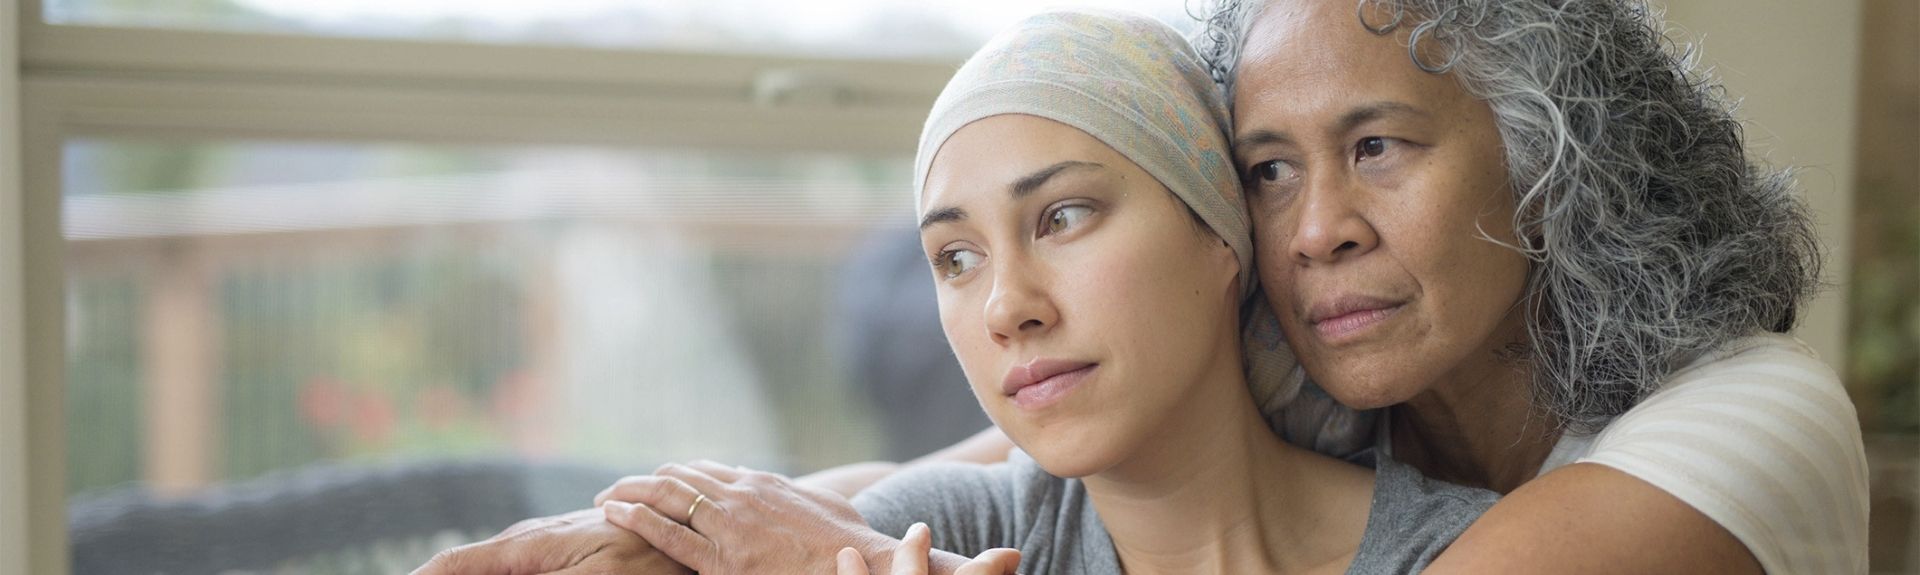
left=1043, top=205, right=1094, bottom=236
left=934, top=249, right=984, bottom=279
left=1355, top=136, right=1390, bottom=162
left=1246, top=160, right=1296, bottom=183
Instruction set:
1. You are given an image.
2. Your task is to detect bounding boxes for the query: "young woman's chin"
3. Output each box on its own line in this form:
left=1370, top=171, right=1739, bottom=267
left=1000, top=418, right=1137, bottom=479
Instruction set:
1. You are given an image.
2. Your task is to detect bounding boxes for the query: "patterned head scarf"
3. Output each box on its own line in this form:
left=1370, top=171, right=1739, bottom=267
left=912, top=8, right=1372, bottom=456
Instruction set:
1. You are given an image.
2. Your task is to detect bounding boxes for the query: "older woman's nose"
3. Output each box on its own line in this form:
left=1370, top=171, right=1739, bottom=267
left=1289, top=180, right=1379, bottom=265
left=983, top=256, right=1059, bottom=346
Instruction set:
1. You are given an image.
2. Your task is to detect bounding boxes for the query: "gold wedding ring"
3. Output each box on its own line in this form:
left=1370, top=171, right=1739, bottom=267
left=687, top=493, right=709, bottom=524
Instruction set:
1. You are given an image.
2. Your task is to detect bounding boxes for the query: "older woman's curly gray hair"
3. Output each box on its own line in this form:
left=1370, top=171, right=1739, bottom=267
left=1194, top=0, right=1824, bottom=433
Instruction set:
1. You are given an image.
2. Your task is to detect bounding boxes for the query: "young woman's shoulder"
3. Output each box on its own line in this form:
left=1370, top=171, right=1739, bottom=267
left=851, top=450, right=1119, bottom=574
left=1562, top=332, right=1870, bottom=573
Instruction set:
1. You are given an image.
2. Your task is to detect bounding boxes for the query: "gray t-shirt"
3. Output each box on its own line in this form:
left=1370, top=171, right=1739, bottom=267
left=854, top=449, right=1495, bottom=574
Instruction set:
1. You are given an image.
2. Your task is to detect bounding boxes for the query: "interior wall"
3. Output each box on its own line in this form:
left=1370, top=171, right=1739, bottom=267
left=1654, top=0, right=1864, bottom=364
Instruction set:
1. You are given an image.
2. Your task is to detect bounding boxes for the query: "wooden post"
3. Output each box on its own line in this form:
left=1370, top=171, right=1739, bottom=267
left=140, top=243, right=222, bottom=495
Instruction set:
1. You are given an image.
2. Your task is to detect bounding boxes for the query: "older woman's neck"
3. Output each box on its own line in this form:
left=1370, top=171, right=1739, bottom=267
left=1391, top=323, right=1560, bottom=493
left=1082, top=364, right=1373, bottom=574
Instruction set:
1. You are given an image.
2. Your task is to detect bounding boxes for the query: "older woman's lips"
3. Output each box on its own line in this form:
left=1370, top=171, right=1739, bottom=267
left=1308, top=297, right=1405, bottom=343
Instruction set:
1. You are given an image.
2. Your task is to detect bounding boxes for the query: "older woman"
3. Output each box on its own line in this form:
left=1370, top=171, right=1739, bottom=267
left=420, top=1, right=1868, bottom=573
left=1201, top=0, right=1866, bottom=572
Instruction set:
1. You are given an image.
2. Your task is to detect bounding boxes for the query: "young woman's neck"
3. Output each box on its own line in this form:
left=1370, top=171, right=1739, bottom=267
left=1391, top=315, right=1560, bottom=494
left=1082, top=359, right=1373, bottom=575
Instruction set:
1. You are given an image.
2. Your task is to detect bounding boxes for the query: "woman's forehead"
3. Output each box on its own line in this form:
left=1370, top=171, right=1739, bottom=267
left=1232, top=5, right=1474, bottom=132
left=921, top=115, right=1133, bottom=204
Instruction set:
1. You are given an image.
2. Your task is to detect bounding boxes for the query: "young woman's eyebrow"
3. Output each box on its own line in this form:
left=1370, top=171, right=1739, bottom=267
left=918, top=160, right=1106, bottom=230
left=1010, top=160, right=1105, bottom=199
left=919, top=206, right=966, bottom=231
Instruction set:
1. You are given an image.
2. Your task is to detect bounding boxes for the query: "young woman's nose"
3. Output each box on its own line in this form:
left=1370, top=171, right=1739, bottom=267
left=983, top=254, right=1059, bottom=346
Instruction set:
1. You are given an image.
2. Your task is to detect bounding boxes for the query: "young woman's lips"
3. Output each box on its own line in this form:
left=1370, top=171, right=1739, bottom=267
left=1002, top=359, right=1097, bottom=411
left=1308, top=297, right=1405, bottom=343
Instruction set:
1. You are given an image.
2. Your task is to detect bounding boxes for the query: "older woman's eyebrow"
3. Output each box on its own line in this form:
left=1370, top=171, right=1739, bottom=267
left=1234, top=129, right=1295, bottom=152
left=1233, top=101, right=1429, bottom=152
left=1335, top=101, right=1428, bottom=134
left=919, top=160, right=1106, bottom=230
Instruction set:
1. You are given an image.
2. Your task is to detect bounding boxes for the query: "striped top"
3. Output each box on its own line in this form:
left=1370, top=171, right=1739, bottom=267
left=1539, top=332, right=1870, bottom=574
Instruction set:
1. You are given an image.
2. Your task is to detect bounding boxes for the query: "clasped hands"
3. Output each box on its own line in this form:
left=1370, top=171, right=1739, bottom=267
left=414, top=460, right=1020, bottom=575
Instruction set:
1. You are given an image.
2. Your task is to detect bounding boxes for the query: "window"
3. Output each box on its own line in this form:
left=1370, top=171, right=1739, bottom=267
left=62, top=139, right=914, bottom=498
left=44, top=0, right=1201, bottom=58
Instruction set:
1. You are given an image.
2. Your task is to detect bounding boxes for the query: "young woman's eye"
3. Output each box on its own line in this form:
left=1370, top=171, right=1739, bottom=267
left=933, top=249, right=984, bottom=279
left=1355, top=136, right=1391, bottom=162
left=1043, top=205, right=1093, bottom=236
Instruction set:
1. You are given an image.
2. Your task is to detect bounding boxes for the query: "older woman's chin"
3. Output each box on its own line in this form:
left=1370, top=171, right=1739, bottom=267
left=1301, top=364, right=1430, bottom=411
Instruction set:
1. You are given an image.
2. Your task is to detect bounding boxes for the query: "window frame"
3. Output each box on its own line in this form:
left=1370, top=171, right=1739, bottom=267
left=11, top=2, right=956, bottom=572
left=3, top=0, right=29, bottom=572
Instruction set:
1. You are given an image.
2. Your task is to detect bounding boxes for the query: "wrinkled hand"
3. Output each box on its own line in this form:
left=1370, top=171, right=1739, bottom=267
left=596, top=460, right=898, bottom=574
left=412, top=507, right=691, bottom=575
left=834, top=523, right=1023, bottom=575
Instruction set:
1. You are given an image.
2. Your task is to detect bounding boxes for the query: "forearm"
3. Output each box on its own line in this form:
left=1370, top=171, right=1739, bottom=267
left=797, top=461, right=903, bottom=499
left=908, top=427, right=1015, bottom=466
left=798, top=427, right=1013, bottom=498
left=1426, top=463, right=1761, bottom=574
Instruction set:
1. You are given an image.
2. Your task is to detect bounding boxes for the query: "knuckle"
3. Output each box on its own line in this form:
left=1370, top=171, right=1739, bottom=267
left=649, top=478, right=679, bottom=502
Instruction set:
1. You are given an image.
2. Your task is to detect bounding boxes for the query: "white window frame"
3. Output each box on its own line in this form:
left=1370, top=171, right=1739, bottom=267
left=8, top=2, right=957, bottom=572
left=3, top=0, right=29, bottom=573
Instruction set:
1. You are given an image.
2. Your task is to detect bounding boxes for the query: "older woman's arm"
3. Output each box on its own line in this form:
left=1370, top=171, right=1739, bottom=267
left=1430, top=337, right=1869, bottom=574
left=799, top=427, right=1014, bottom=498
left=1425, top=464, right=1762, bottom=574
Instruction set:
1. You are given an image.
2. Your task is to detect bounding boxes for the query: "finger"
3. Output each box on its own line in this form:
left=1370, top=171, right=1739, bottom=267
left=653, top=462, right=733, bottom=497
left=684, top=459, right=749, bottom=483
left=836, top=547, right=870, bottom=575
left=604, top=500, right=716, bottom=572
left=890, top=522, right=933, bottom=575
left=651, top=464, right=736, bottom=532
left=955, top=549, right=1022, bottom=575
left=592, top=477, right=635, bottom=507
left=595, top=475, right=704, bottom=523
